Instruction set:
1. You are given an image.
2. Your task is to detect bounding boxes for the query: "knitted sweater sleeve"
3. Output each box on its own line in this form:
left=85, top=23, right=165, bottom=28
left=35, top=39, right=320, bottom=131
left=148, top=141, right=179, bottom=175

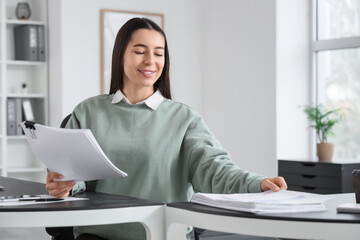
left=184, top=114, right=267, bottom=194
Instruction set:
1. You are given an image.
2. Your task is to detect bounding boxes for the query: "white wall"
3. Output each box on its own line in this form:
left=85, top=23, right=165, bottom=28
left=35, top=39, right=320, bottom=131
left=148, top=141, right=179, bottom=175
left=201, top=0, right=277, bottom=176
left=49, top=0, right=311, bottom=177
left=276, top=0, right=311, bottom=161
left=48, top=0, right=203, bottom=126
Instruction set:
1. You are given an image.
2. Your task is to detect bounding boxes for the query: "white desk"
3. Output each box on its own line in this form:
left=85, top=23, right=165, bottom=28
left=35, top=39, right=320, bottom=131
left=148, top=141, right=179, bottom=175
left=166, top=193, right=360, bottom=240
left=0, top=177, right=165, bottom=240
left=3, top=176, right=360, bottom=240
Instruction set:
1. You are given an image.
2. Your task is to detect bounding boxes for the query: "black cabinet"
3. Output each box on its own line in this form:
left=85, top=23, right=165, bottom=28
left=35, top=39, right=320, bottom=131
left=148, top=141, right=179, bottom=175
left=278, top=160, right=360, bottom=194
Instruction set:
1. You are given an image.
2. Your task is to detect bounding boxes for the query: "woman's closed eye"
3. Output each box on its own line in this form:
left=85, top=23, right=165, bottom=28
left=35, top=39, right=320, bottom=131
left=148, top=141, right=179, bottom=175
left=134, top=51, right=163, bottom=57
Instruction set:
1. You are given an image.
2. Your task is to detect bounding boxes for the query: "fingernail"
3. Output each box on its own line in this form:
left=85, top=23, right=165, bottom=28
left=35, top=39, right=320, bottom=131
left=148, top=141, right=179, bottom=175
left=72, top=181, right=76, bottom=185
left=275, top=187, right=280, bottom=191
left=58, top=175, right=63, bottom=179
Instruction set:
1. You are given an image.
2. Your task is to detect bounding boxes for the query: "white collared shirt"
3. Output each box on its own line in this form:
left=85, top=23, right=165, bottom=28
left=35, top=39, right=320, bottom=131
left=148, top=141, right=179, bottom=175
left=111, top=90, right=164, bottom=110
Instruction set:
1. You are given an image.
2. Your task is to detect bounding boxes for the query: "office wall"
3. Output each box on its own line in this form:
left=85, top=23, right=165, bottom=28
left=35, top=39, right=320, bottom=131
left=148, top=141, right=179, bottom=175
left=48, top=0, right=203, bottom=126
left=48, top=0, right=309, bottom=177
left=201, top=0, right=277, bottom=176
left=276, top=0, right=311, bottom=161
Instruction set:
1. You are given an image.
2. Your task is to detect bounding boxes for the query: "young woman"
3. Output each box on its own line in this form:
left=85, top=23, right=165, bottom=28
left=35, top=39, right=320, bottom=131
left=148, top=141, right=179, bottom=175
left=46, top=18, right=287, bottom=240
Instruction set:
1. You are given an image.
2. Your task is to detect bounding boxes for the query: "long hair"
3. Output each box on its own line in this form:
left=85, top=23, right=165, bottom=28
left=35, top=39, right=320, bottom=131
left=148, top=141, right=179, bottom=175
left=109, top=18, right=171, bottom=99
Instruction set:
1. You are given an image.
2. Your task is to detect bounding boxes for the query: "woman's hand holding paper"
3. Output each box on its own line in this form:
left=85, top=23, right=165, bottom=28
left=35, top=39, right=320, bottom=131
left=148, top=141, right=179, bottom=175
left=46, top=171, right=76, bottom=198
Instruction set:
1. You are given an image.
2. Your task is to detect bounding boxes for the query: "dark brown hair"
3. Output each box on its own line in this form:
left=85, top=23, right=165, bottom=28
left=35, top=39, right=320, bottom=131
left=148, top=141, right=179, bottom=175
left=109, top=18, right=171, bottom=99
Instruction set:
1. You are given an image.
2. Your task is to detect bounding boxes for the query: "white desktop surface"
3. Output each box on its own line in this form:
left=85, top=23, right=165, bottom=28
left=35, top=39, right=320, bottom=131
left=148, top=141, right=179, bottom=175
left=166, top=193, right=360, bottom=240
left=0, top=177, right=165, bottom=240
left=0, top=205, right=165, bottom=240
left=2, top=177, right=360, bottom=240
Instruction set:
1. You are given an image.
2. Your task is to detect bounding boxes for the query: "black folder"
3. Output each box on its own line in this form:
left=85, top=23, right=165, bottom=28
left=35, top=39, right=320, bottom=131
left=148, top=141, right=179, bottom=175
left=7, top=99, right=16, bottom=136
left=37, top=25, right=45, bottom=61
left=14, top=25, right=38, bottom=61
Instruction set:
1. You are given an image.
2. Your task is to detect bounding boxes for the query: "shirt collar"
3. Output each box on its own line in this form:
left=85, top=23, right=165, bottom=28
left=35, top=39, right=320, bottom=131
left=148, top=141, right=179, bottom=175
left=111, top=90, right=164, bottom=110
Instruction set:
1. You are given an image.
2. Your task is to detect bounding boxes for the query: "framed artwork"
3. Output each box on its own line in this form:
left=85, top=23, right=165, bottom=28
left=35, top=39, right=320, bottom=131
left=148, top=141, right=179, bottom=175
left=100, top=9, right=164, bottom=94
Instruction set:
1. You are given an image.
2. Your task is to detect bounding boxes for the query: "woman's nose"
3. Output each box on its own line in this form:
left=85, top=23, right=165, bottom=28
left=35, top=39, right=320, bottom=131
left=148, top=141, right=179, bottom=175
left=144, top=53, right=154, bottom=65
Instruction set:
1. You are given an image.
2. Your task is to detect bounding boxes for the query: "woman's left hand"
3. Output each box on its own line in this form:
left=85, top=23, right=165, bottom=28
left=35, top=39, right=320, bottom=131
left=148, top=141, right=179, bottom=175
left=260, top=177, right=287, bottom=192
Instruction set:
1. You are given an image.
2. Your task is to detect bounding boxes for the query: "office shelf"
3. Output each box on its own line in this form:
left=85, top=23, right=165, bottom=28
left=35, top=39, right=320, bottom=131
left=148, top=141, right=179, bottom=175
left=6, top=19, right=45, bottom=25
left=7, top=93, right=46, bottom=98
left=6, top=60, right=46, bottom=65
left=4, top=135, right=26, bottom=140
left=0, top=0, right=48, bottom=182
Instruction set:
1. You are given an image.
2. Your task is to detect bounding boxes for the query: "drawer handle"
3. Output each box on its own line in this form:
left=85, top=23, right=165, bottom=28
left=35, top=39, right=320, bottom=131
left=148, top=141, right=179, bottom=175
left=301, top=186, right=316, bottom=190
left=302, top=174, right=316, bottom=179
left=301, top=163, right=316, bottom=167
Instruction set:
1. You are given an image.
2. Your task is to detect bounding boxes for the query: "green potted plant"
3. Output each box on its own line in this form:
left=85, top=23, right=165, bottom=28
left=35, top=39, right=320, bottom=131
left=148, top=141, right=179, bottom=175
left=302, top=104, right=343, bottom=161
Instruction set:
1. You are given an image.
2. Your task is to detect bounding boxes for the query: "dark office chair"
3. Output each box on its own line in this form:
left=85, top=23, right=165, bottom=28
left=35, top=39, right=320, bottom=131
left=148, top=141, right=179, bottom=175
left=46, top=114, right=75, bottom=240
left=194, top=228, right=205, bottom=240
left=59, top=114, right=72, bottom=128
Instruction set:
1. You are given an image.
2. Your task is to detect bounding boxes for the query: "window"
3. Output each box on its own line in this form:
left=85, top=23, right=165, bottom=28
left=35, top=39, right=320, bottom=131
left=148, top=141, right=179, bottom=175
left=313, top=0, right=360, bottom=159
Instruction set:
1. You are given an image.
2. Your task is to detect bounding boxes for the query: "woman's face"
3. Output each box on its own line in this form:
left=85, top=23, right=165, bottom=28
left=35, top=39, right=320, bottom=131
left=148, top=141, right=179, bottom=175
left=122, top=29, right=165, bottom=92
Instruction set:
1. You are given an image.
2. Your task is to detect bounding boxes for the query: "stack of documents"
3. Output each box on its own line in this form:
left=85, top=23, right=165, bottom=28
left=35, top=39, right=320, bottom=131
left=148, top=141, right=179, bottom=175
left=20, top=122, right=127, bottom=181
left=191, top=190, right=333, bottom=214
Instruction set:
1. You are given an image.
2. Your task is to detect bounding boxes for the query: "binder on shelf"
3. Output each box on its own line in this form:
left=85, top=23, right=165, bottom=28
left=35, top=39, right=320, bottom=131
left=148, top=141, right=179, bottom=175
left=14, top=25, right=38, bottom=61
left=15, top=98, right=24, bottom=135
left=22, top=99, right=35, bottom=122
left=36, top=25, right=45, bottom=61
left=7, top=99, right=16, bottom=136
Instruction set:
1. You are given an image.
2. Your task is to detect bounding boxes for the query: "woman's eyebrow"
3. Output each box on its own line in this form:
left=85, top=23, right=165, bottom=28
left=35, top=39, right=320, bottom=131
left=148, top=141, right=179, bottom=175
left=131, top=44, right=164, bottom=50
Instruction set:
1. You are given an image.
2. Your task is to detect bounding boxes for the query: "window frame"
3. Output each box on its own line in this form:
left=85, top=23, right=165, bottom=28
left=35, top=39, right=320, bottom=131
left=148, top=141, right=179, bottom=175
left=310, top=0, right=360, bottom=159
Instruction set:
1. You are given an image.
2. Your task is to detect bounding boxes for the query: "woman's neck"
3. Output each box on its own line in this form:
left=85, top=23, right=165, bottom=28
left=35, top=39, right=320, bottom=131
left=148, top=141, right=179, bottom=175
left=122, top=87, right=155, bottom=104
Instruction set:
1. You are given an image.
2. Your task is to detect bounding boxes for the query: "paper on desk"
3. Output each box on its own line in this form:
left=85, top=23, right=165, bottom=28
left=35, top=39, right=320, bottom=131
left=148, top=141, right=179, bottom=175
left=191, top=190, right=334, bottom=214
left=0, top=195, right=88, bottom=206
left=20, top=122, right=128, bottom=181
left=337, top=203, right=360, bottom=213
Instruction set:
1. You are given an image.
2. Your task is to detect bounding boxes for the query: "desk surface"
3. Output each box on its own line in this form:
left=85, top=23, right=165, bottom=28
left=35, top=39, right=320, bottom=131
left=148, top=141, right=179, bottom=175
left=168, top=193, right=360, bottom=224
left=167, top=193, right=360, bottom=240
left=0, top=176, right=163, bottom=212
left=4, top=176, right=360, bottom=240
left=0, top=176, right=165, bottom=240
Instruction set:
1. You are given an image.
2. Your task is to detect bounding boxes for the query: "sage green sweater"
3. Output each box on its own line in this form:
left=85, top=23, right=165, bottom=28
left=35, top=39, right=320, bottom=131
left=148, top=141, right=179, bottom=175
left=67, top=94, right=267, bottom=240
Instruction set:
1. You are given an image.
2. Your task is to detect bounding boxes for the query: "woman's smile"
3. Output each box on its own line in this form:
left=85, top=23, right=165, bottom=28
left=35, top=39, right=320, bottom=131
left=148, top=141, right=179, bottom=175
left=138, top=69, right=156, bottom=78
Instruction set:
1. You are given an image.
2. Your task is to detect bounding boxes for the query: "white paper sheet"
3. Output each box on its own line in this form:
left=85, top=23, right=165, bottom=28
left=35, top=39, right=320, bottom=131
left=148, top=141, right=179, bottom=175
left=21, top=122, right=128, bottom=181
left=337, top=203, right=360, bottom=213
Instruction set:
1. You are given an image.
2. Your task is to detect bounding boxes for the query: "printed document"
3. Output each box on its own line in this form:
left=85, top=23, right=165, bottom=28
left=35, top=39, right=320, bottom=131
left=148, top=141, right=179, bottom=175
left=191, top=190, right=333, bottom=214
left=0, top=195, right=87, bottom=206
left=20, top=122, right=127, bottom=181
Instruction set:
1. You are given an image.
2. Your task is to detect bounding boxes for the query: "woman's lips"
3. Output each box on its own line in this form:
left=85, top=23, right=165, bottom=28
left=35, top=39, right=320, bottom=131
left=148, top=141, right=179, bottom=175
left=139, top=69, right=155, bottom=77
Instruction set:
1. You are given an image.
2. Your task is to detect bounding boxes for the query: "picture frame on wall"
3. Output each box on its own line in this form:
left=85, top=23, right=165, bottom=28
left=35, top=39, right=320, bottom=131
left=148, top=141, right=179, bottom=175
left=100, top=9, right=164, bottom=94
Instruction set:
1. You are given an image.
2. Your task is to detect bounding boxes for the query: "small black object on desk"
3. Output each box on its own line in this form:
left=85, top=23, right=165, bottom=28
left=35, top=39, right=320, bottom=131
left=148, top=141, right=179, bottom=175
left=352, top=169, right=360, bottom=203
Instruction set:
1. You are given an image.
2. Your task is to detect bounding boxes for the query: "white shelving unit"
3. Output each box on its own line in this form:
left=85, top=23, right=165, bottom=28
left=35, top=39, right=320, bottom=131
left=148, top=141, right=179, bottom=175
left=0, top=0, right=48, bottom=182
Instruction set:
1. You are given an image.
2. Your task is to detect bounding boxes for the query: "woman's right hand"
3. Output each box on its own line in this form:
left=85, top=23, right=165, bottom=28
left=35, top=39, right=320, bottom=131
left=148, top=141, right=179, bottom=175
left=46, top=171, right=76, bottom=198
